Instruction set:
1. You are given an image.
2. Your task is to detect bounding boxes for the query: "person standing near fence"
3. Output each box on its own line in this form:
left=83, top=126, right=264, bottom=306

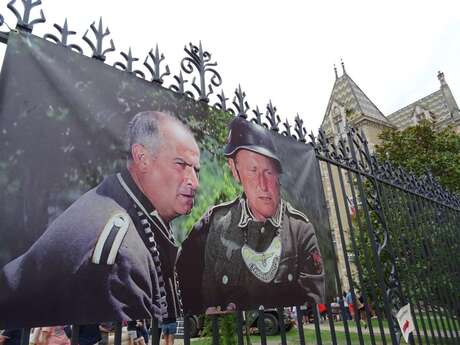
left=345, top=290, right=355, bottom=320
left=30, top=327, right=70, bottom=345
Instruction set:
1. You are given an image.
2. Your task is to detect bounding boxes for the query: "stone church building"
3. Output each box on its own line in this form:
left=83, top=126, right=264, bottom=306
left=321, top=62, right=460, bottom=149
left=319, top=62, right=460, bottom=292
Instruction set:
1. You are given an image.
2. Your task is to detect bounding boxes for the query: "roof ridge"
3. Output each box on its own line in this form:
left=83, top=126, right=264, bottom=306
left=387, top=89, right=442, bottom=119
left=344, top=74, right=389, bottom=123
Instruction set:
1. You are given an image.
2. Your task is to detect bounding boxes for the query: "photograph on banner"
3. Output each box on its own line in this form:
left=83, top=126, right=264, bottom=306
left=0, top=32, right=335, bottom=328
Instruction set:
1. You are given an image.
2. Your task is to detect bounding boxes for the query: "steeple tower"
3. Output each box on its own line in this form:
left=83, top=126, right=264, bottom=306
left=321, top=62, right=394, bottom=151
left=438, top=71, right=459, bottom=119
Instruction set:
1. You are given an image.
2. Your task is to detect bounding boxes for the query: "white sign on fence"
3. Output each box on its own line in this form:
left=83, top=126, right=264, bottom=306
left=396, top=303, right=415, bottom=343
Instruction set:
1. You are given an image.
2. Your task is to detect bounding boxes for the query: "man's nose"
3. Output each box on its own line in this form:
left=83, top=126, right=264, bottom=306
left=258, top=172, right=268, bottom=191
left=185, top=166, right=199, bottom=190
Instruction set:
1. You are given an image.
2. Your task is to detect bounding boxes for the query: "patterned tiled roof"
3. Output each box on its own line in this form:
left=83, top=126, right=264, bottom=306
left=387, top=89, right=451, bottom=128
left=322, top=73, right=391, bottom=127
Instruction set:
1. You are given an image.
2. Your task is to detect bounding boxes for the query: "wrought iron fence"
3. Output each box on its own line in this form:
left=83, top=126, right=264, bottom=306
left=0, top=2, right=459, bottom=345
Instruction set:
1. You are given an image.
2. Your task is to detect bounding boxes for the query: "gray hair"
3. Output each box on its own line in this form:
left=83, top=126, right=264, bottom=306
left=127, top=110, right=190, bottom=161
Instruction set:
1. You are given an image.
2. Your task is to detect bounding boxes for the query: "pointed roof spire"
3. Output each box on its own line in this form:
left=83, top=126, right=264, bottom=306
left=437, top=71, right=446, bottom=86
left=334, top=64, right=338, bottom=79
left=341, top=58, right=346, bottom=75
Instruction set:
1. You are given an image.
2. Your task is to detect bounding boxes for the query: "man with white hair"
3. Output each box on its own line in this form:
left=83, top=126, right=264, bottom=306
left=0, top=111, right=200, bottom=329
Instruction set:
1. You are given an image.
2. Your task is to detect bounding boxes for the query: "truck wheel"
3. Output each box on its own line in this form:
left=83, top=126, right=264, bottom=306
left=187, top=316, right=199, bottom=338
left=259, top=313, right=279, bottom=336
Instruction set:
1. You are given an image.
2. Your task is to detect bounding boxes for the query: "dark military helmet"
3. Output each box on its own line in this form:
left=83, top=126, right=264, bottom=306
left=224, top=117, right=282, bottom=172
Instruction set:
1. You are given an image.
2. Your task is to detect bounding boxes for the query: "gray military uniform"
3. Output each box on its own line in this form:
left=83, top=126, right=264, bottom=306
left=177, top=195, right=325, bottom=313
left=0, top=170, right=175, bottom=329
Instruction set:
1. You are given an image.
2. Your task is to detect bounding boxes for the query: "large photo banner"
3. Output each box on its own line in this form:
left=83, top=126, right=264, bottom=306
left=0, top=32, right=335, bottom=328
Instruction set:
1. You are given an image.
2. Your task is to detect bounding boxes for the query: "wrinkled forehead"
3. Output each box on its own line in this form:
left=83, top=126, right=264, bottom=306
left=235, top=149, right=279, bottom=171
left=161, top=120, right=200, bottom=154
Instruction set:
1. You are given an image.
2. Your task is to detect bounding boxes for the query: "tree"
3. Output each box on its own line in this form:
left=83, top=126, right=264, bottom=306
left=375, top=121, right=460, bottom=194
left=350, top=121, right=460, bottom=319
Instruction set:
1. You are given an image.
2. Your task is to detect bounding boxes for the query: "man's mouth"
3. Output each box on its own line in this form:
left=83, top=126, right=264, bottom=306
left=258, top=196, right=272, bottom=202
left=179, top=193, right=195, bottom=200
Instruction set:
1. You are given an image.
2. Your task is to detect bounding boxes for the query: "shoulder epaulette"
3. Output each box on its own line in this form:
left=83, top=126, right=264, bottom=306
left=92, top=212, right=130, bottom=265
left=205, top=197, right=239, bottom=220
left=286, top=202, right=310, bottom=223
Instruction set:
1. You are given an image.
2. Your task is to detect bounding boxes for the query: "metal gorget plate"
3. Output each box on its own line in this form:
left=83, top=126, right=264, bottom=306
left=241, top=235, right=281, bottom=283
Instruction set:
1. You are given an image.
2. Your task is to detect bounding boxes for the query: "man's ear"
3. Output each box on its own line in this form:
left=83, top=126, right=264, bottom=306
left=227, top=158, right=240, bottom=183
left=131, top=144, right=150, bottom=172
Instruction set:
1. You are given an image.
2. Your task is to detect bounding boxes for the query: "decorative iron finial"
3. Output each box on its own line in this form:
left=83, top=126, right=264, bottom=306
left=113, top=48, right=145, bottom=78
left=82, top=18, right=115, bottom=61
left=334, top=64, right=338, bottom=79
left=7, top=0, right=46, bottom=33
left=181, top=41, right=222, bottom=102
left=265, top=100, right=281, bottom=132
left=144, top=44, right=170, bottom=84
left=251, top=106, right=263, bottom=125
left=232, top=85, right=250, bottom=118
left=294, top=113, right=307, bottom=142
left=341, top=58, right=346, bottom=75
left=170, top=71, right=193, bottom=98
left=44, top=19, right=83, bottom=53
left=214, top=90, right=234, bottom=114
left=282, top=118, right=292, bottom=137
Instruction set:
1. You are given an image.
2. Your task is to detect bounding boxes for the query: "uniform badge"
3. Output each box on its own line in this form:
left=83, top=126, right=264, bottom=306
left=241, top=235, right=282, bottom=283
left=311, top=248, right=323, bottom=274
left=92, top=212, right=130, bottom=265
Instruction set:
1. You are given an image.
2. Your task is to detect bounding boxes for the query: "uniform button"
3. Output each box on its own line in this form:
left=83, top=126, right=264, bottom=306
left=222, top=275, right=229, bottom=285
left=288, top=273, right=293, bottom=282
left=114, top=216, right=125, bottom=227
left=260, top=227, right=265, bottom=234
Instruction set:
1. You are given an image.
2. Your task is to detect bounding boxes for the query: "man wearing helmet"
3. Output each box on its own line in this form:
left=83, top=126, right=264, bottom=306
left=177, top=117, right=325, bottom=313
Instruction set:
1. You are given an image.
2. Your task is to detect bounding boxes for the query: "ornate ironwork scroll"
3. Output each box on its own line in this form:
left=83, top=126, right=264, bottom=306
left=180, top=41, right=222, bottom=103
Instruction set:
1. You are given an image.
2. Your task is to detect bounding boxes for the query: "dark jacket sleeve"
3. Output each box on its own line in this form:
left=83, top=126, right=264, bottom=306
left=297, top=221, right=326, bottom=304
left=176, top=213, right=210, bottom=314
left=0, top=216, right=161, bottom=328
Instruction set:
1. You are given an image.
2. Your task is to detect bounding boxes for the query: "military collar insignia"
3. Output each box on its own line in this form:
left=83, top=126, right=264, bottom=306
left=117, top=172, right=176, bottom=246
left=238, top=196, right=285, bottom=228
left=241, top=234, right=281, bottom=283
left=119, top=169, right=154, bottom=213
left=285, top=202, right=310, bottom=223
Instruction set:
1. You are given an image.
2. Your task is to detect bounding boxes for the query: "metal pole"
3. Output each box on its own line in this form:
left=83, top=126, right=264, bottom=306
left=211, top=315, right=220, bottom=345
left=323, top=160, right=365, bottom=345
left=114, top=322, right=122, bottom=345
left=258, top=309, right=267, bottom=345
left=183, top=315, right=191, bottom=345
left=70, top=325, right=79, bottom=345
left=276, top=307, right=287, bottom=345
left=346, top=131, right=399, bottom=345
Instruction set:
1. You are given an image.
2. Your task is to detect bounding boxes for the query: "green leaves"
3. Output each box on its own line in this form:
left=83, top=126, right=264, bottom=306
left=375, top=121, right=460, bottom=194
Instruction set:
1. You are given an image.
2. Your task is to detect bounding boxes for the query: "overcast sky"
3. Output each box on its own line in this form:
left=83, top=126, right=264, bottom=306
left=1, top=0, right=459, bottom=132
